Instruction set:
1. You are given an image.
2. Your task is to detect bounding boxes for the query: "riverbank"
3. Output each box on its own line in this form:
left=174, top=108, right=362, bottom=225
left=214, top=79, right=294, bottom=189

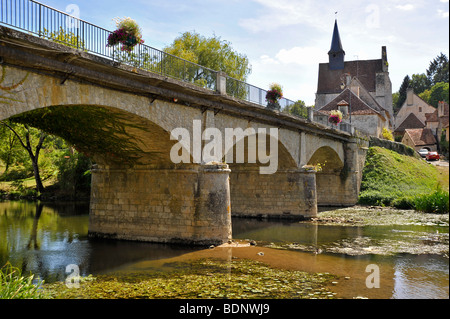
left=358, top=147, right=449, bottom=207
left=314, top=205, right=449, bottom=227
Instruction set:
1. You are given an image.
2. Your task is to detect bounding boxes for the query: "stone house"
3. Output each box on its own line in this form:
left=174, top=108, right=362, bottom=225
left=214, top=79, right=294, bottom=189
left=394, top=88, right=435, bottom=136
left=315, top=19, right=394, bottom=133
left=317, top=84, right=389, bottom=137
left=401, top=128, right=437, bottom=152
left=425, top=101, right=449, bottom=142
left=394, top=113, right=426, bottom=140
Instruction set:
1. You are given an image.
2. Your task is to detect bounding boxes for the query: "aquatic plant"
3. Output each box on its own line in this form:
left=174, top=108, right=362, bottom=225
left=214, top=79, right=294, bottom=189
left=44, top=258, right=337, bottom=299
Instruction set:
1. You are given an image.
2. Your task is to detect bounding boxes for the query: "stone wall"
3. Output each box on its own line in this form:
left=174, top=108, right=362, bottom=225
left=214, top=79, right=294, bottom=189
left=369, top=136, right=421, bottom=158
left=229, top=167, right=317, bottom=219
left=88, top=164, right=232, bottom=245
left=315, top=171, right=359, bottom=206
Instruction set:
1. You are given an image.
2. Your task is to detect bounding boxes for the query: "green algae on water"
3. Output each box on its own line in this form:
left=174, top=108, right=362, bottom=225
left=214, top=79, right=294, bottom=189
left=44, top=258, right=337, bottom=299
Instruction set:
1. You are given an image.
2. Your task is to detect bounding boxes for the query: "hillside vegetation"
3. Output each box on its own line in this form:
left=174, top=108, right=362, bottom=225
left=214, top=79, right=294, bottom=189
left=359, top=147, right=448, bottom=212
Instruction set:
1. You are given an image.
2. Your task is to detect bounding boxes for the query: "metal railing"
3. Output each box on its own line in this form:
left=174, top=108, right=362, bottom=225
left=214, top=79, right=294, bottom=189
left=0, top=0, right=218, bottom=90
left=225, top=76, right=296, bottom=109
left=0, top=0, right=355, bottom=135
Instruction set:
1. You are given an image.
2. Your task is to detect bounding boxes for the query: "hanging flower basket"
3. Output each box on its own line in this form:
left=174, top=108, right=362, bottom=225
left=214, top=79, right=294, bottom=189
left=266, top=83, right=283, bottom=110
left=328, top=110, right=343, bottom=125
left=107, top=17, right=144, bottom=52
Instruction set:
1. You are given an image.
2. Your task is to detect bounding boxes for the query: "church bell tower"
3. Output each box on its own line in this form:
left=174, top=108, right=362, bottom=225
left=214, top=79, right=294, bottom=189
left=328, top=19, right=345, bottom=70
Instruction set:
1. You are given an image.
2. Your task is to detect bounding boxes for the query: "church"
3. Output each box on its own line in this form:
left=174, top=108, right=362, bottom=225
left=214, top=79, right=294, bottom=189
left=314, top=20, right=394, bottom=137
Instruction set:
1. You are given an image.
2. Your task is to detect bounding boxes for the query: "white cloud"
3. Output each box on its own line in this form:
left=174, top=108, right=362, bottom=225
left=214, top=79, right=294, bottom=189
left=275, top=46, right=325, bottom=65
left=395, top=4, right=415, bottom=10
left=259, top=55, right=279, bottom=65
left=437, top=9, right=449, bottom=17
left=238, top=0, right=330, bottom=33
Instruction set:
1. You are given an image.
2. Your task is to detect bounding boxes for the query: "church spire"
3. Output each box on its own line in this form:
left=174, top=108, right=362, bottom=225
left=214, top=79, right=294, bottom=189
left=328, top=19, right=345, bottom=70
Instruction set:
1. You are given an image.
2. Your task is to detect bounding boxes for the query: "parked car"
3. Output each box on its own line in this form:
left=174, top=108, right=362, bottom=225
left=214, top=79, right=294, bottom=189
left=418, top=148, right=429, bottom=158
left=426, top=151, right=440, bottom=161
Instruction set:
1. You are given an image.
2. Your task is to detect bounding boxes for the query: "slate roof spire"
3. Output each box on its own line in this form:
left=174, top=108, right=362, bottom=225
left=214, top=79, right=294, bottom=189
left=328, top=19, right=345, bottom=70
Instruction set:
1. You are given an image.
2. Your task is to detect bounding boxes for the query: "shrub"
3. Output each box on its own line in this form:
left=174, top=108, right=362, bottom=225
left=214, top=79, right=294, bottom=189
left=392, top=196, right=416, bottom=209
left=414, top=189, right=449, bottom=214
left=0, top=263, right=46, bottom=299
left=381, top=128, right=394, bottom=141
left=55, top=150, right=91, bottom=195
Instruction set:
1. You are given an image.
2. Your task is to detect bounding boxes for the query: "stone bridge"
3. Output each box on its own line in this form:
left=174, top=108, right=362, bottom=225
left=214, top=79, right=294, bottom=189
left=0, top=26, right=368, bottom=245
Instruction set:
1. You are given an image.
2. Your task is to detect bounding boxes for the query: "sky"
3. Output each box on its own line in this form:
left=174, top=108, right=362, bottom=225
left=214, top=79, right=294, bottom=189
left=43, top=0, right=449, bottom=105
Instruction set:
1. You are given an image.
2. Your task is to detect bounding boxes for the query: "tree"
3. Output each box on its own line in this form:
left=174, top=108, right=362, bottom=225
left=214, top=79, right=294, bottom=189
left=283, top=100, right=309, bottom=118
left=428, top=82, right=449, bottom=107
left=426, top=53, right=449, bottom=86
left=409, top=73, right=430, bottom=95
left=395, top=75, right=410, bottom=111
left=0, top=121, right=47, bottom=193
left=163, top=31, right=251, bottom=90
left=392, top=92, right=399, bottom=113
left=0, top=124, right=20, bottom=175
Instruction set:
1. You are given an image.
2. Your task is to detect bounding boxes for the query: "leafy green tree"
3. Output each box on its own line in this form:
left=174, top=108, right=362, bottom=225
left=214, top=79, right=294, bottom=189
left=0, top=121, right=46, bottom=193
left=419, top=89, right=431, bottom=104
left=426, top=53, right=449, bottom=86
left=395, top=75, right=410, bottom=111
left=428, top=82, right=449, bottom=107
left=0, top=124, right=22, bottom=176
left=163, top=31, right=251, bottom=90
left=409, top=73, right=430, bottom=95
left=283, top=100, right=309, bottom=118
left=392, top=92, right=399, bottom=113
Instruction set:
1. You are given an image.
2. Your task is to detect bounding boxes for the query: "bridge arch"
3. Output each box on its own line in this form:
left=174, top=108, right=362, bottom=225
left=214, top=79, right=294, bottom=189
left=307, top=146, right=344, bottom=173
left=223, top=132, right=316, bottom=219
left=1, top=65, right=234, bottom=245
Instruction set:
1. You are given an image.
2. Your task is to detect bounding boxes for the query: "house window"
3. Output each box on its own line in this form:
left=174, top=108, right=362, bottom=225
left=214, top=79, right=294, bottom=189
left=419, top=107, right=422, bottom=112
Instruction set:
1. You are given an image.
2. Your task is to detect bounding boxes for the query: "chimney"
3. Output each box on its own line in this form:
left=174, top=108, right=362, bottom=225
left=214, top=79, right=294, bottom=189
left=438, top=101, right=445, bottom=117
left=337, top=100, right=349, bottom=117
left=406, top=88, right=413, bottom=106
left=381, top=46, right=388, bottom=72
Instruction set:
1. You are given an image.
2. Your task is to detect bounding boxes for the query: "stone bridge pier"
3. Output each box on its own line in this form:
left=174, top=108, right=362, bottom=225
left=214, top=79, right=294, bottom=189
left=229, top=167, right=317, bottom=219
left=88, top=163, right=232, bottom=245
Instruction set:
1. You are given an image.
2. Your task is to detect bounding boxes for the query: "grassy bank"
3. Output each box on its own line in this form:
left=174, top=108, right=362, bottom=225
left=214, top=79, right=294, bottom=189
left=359, top=146, right=449, bottom=212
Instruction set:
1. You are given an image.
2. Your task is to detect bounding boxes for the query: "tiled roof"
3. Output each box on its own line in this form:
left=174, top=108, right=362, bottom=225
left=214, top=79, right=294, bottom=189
left=316, top=59, right=383, bottom=94
left=425, top=109, right=439, bottom=123
left=404, top=128, right=437, bottom=146
left=395, top=113, right=425, bottom=132
left=317, top=88, right=383, bottom=116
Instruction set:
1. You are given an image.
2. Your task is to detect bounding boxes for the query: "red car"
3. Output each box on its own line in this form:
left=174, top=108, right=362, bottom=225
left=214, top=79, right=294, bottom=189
left=426, top=151, right=440, bottom=161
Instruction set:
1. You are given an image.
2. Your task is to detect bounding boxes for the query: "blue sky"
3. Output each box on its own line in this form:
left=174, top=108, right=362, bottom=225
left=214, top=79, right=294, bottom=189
left=43, top=0, right=449, bottom=105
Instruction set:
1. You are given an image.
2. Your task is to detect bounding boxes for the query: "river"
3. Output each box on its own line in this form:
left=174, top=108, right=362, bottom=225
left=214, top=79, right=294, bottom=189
left=0, top=200, right=448, bottom=299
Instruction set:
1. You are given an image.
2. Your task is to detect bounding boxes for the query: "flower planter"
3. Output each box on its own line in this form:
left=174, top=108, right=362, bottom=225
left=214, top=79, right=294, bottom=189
left=107, top=18, right=144, bottom=53
left=265, top=83, right=283, bottom=110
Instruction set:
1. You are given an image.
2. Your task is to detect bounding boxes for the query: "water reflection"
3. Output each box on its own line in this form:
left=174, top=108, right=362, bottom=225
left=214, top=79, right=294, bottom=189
left=0, top=201, right=201, bottom=282
left=0, top=200, right=448, bottom=299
